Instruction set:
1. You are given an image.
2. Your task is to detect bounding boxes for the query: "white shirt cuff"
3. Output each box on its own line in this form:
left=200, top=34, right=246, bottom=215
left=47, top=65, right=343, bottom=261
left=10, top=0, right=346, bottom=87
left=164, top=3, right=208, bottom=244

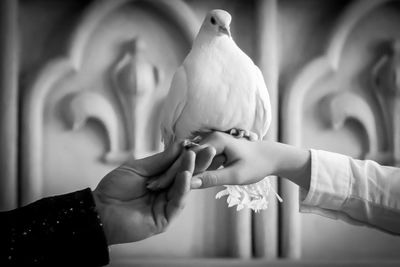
left=301, top=149, right=351, bottom=211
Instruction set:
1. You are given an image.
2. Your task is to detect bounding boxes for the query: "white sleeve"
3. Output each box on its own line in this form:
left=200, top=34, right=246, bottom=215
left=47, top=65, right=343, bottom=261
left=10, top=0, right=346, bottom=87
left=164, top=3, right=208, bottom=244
left=300, top=149, right=400, bottom=235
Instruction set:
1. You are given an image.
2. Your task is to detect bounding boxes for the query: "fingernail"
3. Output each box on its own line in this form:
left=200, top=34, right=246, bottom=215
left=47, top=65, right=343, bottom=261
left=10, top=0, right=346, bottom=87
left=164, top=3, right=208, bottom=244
left=192, top=135, right=202, bottom=143
left=191, top=178, right=202, bottom=189
left=183, top=140, right=200, bottom=149
left=147, top=180, right=159, bottom=190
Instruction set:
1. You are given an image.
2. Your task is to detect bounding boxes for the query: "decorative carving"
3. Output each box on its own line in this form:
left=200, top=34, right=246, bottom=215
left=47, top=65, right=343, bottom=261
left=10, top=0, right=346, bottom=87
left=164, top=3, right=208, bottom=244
left=64, top=91, right=124, bottom=163
left=64, top=37, right=162, bottom=164
left=110, top=37, right=161, bottom=161
left=21, top=0, right=199, bottom=204
left=280, top=0, right=396, bottom=259
left=318, top=39, right=400, bottom=166
left=321, top=91, right=379, bottom=160
left=371, top=39, right=400, bottom=166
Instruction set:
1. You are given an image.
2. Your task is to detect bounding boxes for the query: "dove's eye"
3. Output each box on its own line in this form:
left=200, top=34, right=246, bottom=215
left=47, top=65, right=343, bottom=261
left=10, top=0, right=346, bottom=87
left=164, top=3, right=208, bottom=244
left=210, top=17, right=216, bottom=25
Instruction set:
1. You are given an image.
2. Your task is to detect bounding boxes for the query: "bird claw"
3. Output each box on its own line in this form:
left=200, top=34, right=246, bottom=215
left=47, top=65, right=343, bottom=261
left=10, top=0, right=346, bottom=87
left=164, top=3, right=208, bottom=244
left=228, top=128, right=258, bottom=141
left=182, top=135, right=202, bottom=148
left=248, top=132, right=258, bottom=141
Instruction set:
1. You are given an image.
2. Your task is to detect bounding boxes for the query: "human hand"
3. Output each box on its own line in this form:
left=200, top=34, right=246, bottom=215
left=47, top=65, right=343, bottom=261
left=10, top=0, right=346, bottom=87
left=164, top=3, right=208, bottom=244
left=139, top=143, right=218, bottom=191
left=190, top=132, right=275, bottom=189
left=92, top=142, right=195, bottom=245
left=190, top=132, right=311, bottom=190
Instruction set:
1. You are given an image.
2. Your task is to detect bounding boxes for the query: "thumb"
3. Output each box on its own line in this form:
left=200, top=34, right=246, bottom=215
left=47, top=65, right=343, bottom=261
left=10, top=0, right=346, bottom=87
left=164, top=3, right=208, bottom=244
left=191, top=167, right=238, bottom=189
left=125, top=141, right=182, bottom=177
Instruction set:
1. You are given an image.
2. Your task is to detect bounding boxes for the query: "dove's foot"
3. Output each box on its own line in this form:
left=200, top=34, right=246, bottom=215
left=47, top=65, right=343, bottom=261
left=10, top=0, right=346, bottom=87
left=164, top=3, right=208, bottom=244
left=182, top=135, right=202, bottom=148
left=228, top=129, right=258, bottom=141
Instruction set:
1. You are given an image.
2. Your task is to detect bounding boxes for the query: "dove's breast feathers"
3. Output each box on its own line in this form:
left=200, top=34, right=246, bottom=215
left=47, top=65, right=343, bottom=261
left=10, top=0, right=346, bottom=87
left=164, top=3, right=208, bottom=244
left=161, top=37, right=271, bottom=145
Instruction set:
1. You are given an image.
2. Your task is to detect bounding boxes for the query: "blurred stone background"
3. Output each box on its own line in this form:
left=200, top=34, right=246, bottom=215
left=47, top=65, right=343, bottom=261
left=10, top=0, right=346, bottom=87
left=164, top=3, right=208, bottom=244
left=1, top=0, right=400, bottom=265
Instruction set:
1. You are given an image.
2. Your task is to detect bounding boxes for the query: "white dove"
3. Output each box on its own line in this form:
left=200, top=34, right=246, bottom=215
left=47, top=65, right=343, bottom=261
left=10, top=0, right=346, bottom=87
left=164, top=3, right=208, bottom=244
left=159, top=9, right=281, bottom=211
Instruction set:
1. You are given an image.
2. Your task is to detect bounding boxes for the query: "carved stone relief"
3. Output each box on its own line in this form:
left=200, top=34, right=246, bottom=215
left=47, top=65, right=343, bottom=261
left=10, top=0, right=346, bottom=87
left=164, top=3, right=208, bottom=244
left=371, top=39, right=400, bottom=166
left=319, top=38, right=400, bottom=166
left=64, top=37, right=163, bottom=164
left=22, top=0, right=221, bottom=260
left=281, top=0, right=400, bottom=259
left=21, top=0, right=199, bottom=205
left=21, top=0, right=272, bottom=259
left=110, top=37, right=163, bottom=161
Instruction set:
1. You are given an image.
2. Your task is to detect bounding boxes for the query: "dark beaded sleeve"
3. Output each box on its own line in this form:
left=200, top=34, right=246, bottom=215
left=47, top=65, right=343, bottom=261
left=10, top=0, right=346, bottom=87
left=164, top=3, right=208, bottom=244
left=0, top=188, right=109, bottom=266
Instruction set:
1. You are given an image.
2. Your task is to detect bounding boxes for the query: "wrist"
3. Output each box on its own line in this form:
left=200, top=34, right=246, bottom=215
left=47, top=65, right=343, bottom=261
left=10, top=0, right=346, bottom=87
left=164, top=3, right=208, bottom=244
left=270, top=142, right=311, bottom=190
left=92, top=190, right=113, bottom=245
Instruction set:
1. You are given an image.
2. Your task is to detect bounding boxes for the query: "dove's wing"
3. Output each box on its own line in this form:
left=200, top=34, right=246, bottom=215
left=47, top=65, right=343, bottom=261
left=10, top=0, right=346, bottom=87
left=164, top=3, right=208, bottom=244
left=160, top=66, right=188, bottom=146
left=253, top=66, right=272, bottom=140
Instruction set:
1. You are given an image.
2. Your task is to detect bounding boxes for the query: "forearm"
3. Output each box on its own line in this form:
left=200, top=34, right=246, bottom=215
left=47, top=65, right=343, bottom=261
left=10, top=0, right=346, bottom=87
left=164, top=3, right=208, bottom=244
left=0, top=189, right=109, bottom=266
left=190, top=133, right=312, bottom=189
left=301, top=150, right=400, bottom=234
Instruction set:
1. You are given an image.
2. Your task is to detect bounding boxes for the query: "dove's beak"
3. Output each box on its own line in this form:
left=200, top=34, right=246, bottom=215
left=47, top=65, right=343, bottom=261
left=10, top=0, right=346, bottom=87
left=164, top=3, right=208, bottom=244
left=219, top=26, right=231, bottom=37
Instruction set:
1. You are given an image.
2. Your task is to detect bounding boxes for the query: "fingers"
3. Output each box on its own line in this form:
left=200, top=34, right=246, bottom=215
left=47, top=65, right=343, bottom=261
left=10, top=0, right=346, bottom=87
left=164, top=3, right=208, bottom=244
left=165, top=150, right=195, bottom=222
left=151, top=150, right=195, bottom=232
left=146, top=151, right=185, bottom=190
left=196, top=131, right=230, bottom=154
left=147, top=145, right=216, bottom=190
left=191, top=165, right=239, bottom=189
left=152, top=192, right=169, bottom=232
left=208, top=154, right=227, bottom=170
left=191, top=145, right=217, bottom=174
left=125, top=141, right=182, bottom=177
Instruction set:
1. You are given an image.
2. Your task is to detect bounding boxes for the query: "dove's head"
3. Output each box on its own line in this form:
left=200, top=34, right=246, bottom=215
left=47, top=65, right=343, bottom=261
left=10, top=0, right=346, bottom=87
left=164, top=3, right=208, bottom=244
left=203, top=9, right=232, bottom=38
